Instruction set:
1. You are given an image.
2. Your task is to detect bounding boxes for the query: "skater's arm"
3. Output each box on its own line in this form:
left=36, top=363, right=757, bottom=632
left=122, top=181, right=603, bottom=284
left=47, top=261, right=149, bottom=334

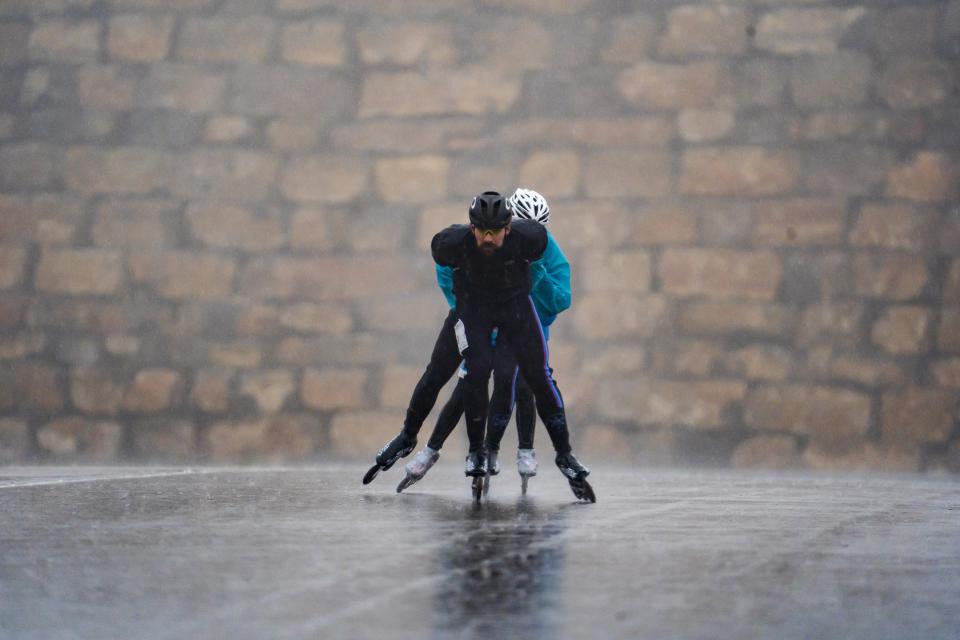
left=435, top=265, right=456, bottom=309
left=530, top=232, right=572, bottom=317
left=510, top=219, right=548, bottom=262
left=431, top=224, right=470, bottom=267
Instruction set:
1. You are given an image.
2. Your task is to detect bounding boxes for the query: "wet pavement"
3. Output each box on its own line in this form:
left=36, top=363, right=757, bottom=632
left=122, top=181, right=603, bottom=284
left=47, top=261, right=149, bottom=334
left=1, top=463, right=958, bottom=640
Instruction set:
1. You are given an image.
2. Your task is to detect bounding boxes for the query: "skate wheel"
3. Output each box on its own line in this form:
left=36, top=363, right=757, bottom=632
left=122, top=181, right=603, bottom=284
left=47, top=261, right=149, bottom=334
left=471, top=476, right=484, bottom=503
left=569, top=477, right=597, bottom=503
left=521, top=475, right=528, bottom=495
left=396, top=475, right=415, bottom=494
left=362, top=464, right=381, bottom=485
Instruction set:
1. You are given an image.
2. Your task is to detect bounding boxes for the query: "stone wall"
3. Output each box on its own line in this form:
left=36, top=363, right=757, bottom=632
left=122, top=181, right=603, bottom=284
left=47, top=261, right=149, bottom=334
left=0, top=0, right=958, bottom=471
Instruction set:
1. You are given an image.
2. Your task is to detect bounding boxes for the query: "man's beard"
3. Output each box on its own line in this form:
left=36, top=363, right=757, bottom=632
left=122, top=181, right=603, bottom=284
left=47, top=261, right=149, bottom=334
left=479, top=242, right=498, bottom=256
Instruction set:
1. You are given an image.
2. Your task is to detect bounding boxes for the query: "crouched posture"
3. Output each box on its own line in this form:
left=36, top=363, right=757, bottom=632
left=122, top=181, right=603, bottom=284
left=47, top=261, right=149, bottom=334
left=431, top=192, right=594, bottom=502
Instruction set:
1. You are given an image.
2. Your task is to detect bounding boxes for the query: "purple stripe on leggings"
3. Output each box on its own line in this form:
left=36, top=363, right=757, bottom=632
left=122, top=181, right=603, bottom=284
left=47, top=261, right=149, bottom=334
left=528, top=296, right=563, bottom=408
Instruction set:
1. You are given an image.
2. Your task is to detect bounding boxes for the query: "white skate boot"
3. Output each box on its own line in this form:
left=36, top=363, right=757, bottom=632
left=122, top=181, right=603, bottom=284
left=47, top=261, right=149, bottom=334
left=517, top=448, right=538, bottom=495
left=396, top=447, right=439, bottom=493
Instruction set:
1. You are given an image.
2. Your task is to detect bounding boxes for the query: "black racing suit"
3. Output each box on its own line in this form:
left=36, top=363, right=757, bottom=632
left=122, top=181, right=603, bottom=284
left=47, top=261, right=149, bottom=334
left=431, top=221, right=572, bottom=455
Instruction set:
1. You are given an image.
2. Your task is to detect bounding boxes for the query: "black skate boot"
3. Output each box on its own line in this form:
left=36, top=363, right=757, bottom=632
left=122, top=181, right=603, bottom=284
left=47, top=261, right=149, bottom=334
left=362, top=431, right=416, bottom=485
left=465, top=449, right=488, bottom=503
left=555, top=452, right=596, bottom=503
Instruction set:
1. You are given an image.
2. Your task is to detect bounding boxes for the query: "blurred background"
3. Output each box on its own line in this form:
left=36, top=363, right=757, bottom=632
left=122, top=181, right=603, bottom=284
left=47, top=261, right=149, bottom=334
left=0, top=0, right=957, bottom=472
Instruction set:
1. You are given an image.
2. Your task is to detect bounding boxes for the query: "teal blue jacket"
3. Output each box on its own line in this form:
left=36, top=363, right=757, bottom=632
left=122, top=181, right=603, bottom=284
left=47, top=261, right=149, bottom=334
left=436, top=230, right=571, bottom=338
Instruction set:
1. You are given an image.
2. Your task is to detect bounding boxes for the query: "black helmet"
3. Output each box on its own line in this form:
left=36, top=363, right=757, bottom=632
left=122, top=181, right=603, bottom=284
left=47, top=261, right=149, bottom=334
left=468, top=191, right=511, bottom=229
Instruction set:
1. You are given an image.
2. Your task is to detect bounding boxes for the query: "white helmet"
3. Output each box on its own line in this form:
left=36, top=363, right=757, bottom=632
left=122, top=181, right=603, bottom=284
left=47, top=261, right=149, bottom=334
left=507, top=188, right=550, bottom=225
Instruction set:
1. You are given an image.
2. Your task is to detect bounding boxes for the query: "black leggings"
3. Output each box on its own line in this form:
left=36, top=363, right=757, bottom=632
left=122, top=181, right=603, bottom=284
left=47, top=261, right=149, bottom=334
left=400, top=309, right=463, bottom=439
left=426, top=345, right=537, bottom=452
left=457, top=296, right=570, bottom=454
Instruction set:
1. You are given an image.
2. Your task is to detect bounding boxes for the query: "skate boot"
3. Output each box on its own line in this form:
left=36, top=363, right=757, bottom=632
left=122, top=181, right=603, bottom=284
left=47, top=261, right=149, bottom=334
left=555, top=451, right=596, bottom=503
left=362, top=431, right=416, bottom=485
left=396, top=446, right=439, bottom=493
left=465, top=449, right=488, bottom=503
left=517, top=448, right=538, bottom=495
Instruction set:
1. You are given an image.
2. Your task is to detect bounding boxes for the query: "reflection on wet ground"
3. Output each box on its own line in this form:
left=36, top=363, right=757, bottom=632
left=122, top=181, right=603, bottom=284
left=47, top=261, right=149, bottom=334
left=1, top=464, right=958, bottom=639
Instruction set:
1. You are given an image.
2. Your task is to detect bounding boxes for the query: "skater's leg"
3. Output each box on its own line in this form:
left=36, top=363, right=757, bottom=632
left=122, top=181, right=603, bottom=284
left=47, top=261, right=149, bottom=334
left=402, top=309, right=463, bottom=438
left=514, top=373, right=536, bottom=450
left=484, top=343, right=518, bottom=474
left=426, top=377, right=466, bottom=451
left=457, top=303, right=495, bottom=454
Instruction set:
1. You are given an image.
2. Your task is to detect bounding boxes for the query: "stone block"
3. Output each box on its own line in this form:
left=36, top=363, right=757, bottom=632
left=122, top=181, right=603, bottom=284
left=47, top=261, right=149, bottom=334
left=802, top=440, right=921, bottom=473
left=650, top=340, right=724, bottom=377
left=108, top=15, right=173, bottom=62
left=281, top=20, right=345, bottom=67
left=677, top=109, right=735, bottom=143
left=190, top=368, right=234, bottom=413
left=240, top=370, right=295, bottom=414
left=279, top=303, right=353, bottom=335
left=208, top=342, right=262, bottom=369
left=37, top=417, right=122, bottom=461
left=375, top=156, right=449, bottom=203
left=328, top=410, right=405, bottom=459
left=92, top=198, right=178, bottom=249
left=170, top=150, right=278, bottom=203
left=790, top=53, right=870, bottom=108
left=680, top=147, right=798, bottom=196
left=138, top=64, right=227, bottom=113
left=35, top=249, right=123, bottom=295
left=755, top=8, right=866, bottom=54
left=289, top=208, right=348, bottom=251
left=359, top=68, right=521, bottom=117
left=178, top=17, right=273, bottom=63
left=580, top=250, right=651, bottom=293
left=877, top=59, right=951, bottom=109
left=121, top=369, right=182, bottom=413
left=853, top=8, right=939, bottom=58
left=497, top=117, right=674, bottom=149
left=938, top=308, right=960, bottom=353
left=752, top=198, right=845, bottom=246
left=0, top=333, right=46, bottom=360
left=581, top=345, right=646, bottom=377
left=205, top=115, right=252, bottom=143
left=128, top=252, right=236, bottom=300
left=301, top=368, right=367, bottom=410
left=731, top=435, right=803, bottom=470
left=378, top=364, right=424, bottom=409
left=885, top=152, right=956, bottom=203
left=29, top=19, right=100, bottom=62
left=186, top=203, right=285, bottom=252
left=519, top=151, right=579, bottom=199
left=131, top=419, right=196, bottom=461
left=852, top=253, right=928, bottom=300
left=599, top=13, right=657, bottom=63
left=815, top=353, right=905, bottom=387
left=417, top=202, right=469, bottom=248
left=871, top=305, right=932, bottom=355
left=124, top=110, right=201, bottom=148
left=240, top=255, right=417, bottom=302
left=882, top=388, right=956, bottom=445
left=660, top=5, right=748, bottom=56
left=725, top=345, right=793, bottom=381
left=618, top=61, right=725, bottom=109
left=230, top=66, right=352, bottom=118
left=358, top=293, right=447, bottom=333
left=332, top=119, right=483, bottom=153
left=578, top=424, right=637, bottom=465
left=65, top=146, right=171, bottom=196
left=476, top=17, right=557, bottom=72
left=0, top=419, right=30, bottom=463
left=731, top=59, right=790, bottom=108
left=630, top=205, right=698, bottom=245
left=1, top=363, right=62, bottom=412
left=70, top=367, right=124, bottom=415
left=0, top=144, right=63, bottom=190
left=678, top=301, right=794, bottom=337
left=204, top=415, right=320, bottom=463
left=571, top=294, right=668, bottom=340
left=932, top=359, right=960, bottom=388
left=806, top=145, right=895, bottom=196
left=584, top=150, right=671, bottom=198
left=849, top=203, right=935, bottom=251
left=744, top=385, right=871, bottom=444
left=0, top=246, right=26, bottom=289
left=797, top=302, right=864, bottom=347
left=598, top=378, right=746, bottom=429
left=356, top=21, right=456, bottom=66
left=77, top=65, right=137, bottom=111
left=0, top=24, right=30, bottom=65
left=281, top=155, right=369, bottom=203
left=660, top=249, right=781, bottom=300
